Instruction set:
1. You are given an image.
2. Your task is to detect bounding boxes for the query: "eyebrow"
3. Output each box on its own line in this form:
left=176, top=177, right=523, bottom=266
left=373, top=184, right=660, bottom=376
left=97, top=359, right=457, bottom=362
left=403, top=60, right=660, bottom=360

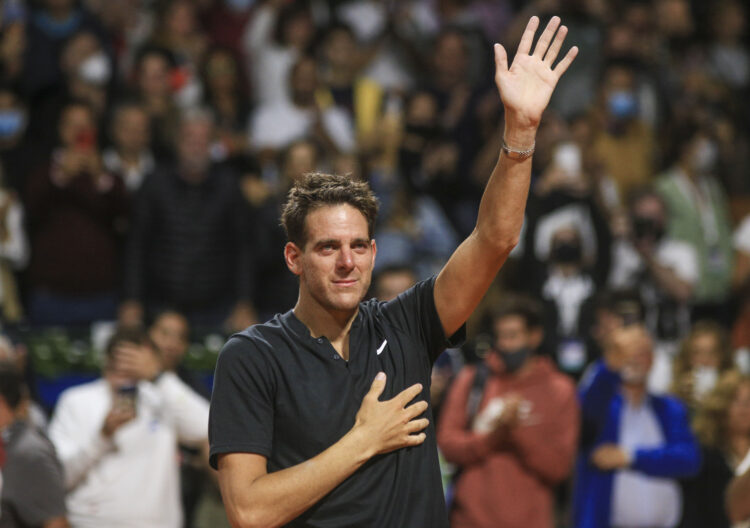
left=312, top=238, right=370, bottom=249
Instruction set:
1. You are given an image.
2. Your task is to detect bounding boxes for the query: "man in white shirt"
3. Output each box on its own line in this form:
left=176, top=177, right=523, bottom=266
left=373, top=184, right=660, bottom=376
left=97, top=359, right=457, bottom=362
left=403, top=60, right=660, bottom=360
left=48, top=327, right=209, bottom=528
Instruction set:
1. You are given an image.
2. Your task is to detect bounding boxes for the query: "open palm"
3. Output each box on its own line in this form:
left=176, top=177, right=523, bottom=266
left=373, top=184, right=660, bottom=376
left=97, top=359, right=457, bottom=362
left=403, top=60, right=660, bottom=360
left=495, top=16, right=578, bottom=130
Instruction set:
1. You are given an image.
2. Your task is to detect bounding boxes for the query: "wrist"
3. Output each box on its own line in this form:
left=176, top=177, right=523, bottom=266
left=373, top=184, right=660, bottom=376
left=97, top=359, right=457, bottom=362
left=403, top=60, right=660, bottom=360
left=343, top=426, right=376, bottom=464
left=503, top=116, right=538, bottom=148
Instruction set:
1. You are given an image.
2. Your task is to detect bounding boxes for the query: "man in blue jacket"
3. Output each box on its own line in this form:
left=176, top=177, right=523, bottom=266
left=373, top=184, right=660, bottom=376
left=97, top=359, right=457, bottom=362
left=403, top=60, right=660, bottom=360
left=572, top=324, right=701, bottom=528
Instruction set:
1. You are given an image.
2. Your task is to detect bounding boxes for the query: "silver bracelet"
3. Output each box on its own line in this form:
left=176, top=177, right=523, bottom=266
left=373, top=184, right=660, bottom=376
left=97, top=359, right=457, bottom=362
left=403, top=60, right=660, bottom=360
left=502, top=139, right=535, bottom=161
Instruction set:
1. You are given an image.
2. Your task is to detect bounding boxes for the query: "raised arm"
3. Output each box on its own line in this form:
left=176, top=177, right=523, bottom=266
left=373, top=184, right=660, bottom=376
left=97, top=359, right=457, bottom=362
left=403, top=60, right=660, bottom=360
left=434, top=16, right=577, bottom=336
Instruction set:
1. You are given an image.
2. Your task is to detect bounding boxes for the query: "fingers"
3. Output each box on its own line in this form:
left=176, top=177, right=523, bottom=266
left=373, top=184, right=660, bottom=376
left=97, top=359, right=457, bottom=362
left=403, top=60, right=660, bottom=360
left=404, top=399, right=429, bottom=420
left=366, top=372, right=387, bottom=401
left=532, top=16, right=561, bottom=58
left=516, top=16, right=540, bottom=56
left=493, top=43, right=508, bottom=73
left=393, top=382, right=423, bottom=406
left=543, top=24, right=568, bottom=65
left=552, top=45, right=579, bottom=78
left=404, top=418, right=430, bottom=434
left=404, top=432, right=427, bottom=446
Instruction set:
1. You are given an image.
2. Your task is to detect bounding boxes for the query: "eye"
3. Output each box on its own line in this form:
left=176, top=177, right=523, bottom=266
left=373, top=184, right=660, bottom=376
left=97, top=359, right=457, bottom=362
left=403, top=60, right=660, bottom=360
left=353, top=242, right=369, bottom=252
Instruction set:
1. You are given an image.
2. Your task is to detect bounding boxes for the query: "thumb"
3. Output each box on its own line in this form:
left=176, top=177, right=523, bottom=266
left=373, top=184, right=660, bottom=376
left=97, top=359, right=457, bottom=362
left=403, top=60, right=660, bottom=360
left=367, top=372, right=387, bottom=400
left=494, top=43, right=508, bottom=74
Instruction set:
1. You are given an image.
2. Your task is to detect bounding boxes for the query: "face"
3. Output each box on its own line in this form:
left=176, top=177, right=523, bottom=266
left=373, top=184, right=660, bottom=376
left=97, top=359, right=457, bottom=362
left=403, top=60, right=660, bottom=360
left=493, top=315, right=531, bottom=352
left=285, top=204, right=376, bottom=315
left=375, top=270, right=416, bottom=301
left=616, top=326, right=653, bottom=384
left=633, top=195, right=666, bottom=226
left=728, top=382, right=750, bottom=436
left=689, top=332, right=721, bottom=369
left=149, top=313, right=189, bottom=370
left=114, top=107, right=150, bottom=153
left=283, top=12, right=313, bottom=49
left=177, top=118, right=212, bottom=172
left=139, top=55, right=171, bottom=98
left=283, top=142, right=317, bottom=183
left=291, top=58, right=317, bottom=101
left=59, top=105, right=95, bottom=147
left=206, top=52, right=238, bottom=93
left=434, top=32, right=467, bottom=83
left=166, top=1, right=196, bottom=37
left=325, top=29, right=355, bottom=70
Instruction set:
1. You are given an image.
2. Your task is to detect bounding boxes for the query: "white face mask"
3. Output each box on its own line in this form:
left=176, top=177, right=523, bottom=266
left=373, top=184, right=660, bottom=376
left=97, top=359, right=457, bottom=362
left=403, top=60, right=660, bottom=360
left=79, top=51, right=112, bottom=86
left=736, top=348, right=750, bottom=375
left=693, top=366, right=719, bottom=400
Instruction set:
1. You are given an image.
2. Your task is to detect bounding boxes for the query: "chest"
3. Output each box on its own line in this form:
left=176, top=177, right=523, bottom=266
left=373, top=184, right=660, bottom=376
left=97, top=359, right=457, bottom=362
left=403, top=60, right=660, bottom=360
left=267, top=322, right=431, bottom=466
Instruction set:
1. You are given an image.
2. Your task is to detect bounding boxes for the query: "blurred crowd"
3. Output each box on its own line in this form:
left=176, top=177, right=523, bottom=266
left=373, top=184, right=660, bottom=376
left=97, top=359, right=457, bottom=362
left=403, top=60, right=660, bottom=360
left=1, top=0, right=750, bottom=526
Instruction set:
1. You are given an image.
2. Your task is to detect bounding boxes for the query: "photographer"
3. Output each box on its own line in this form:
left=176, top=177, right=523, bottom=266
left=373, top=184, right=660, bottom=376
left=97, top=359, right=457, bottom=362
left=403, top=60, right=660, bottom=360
left=48, top=327, right=209, bottom=528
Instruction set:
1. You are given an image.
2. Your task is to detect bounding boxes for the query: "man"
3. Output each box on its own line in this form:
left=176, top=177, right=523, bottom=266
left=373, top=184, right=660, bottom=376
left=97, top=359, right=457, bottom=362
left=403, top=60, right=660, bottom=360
left=48, top=327, right=209, bottom=528
left=437, top=295, right=579, bottom=528
left=210, top=16, right=578, bottom=527
left=0, top=362, right=68, bottom=528
left=120, top=108, right=256, bottom=331
left=102, top=101, right=155, bottom=193
left=572, top=325, right=701, bottom=528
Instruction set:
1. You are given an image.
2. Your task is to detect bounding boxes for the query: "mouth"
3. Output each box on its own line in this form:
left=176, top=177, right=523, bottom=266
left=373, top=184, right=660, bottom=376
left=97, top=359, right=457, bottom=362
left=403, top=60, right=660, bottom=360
left=332, top=279, right=358, bottom=287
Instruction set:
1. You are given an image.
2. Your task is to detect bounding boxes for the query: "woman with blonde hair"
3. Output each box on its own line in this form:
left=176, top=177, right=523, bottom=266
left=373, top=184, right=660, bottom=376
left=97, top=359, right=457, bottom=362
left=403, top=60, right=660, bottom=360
left=680, top=371, right=750, bottom=528
left=672, top=320, right=734, bottom=411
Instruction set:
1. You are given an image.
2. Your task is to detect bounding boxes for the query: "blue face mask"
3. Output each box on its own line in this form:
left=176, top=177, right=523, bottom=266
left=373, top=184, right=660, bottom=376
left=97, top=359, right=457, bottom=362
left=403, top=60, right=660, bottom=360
left=0, top=110, right=25, bottom=139
left=607, top=90, right=637, bottom=120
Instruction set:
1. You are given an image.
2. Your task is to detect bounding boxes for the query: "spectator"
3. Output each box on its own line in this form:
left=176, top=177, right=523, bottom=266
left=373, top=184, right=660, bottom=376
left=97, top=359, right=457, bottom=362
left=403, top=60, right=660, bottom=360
left=371, top=265, right=417, bottom=303
left=121, top=108, right=256, bottom=330
left=241, top=0, right=314, bottom=105
left=0, top=162, right=28, bottom=325
left=0, top=361, right=68, bottom=528
left=48, top=326, right=209, bottom=528
left=438, top=295, right=579, bottom=528
left=682, top=371, right=750, bottom=528
left=131, top=46, right=181, bottom=158
left=0, top=85, right=35, bottom=193
left=656, top=123, right=734, bottom=321
left=202, top=47, right=251, bottom=161
left=0, top=0, right=26, bottom=85
left=610, top=188, right=697, bottom=326
left=572, top=324, right=701, bottom=528
left=249, top=55, right=355, bottom=161
left=102, top=101, right=155, bottom=193
left=539, top=225, right=598, bottom=378
left=671, top=321, right=735, bottom=412
left=707, top=0, right=748, bottom=91
left=590, top=59, right=656, bottom=199
left=25, top=100, right=128, bottom=325
left=148, top=309, right=207, bottom=398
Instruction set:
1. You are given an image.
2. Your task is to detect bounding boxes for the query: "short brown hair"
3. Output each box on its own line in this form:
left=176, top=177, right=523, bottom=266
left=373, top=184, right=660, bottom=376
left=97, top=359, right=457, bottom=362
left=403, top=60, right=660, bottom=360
left=280, top=172, right=379, bottom=248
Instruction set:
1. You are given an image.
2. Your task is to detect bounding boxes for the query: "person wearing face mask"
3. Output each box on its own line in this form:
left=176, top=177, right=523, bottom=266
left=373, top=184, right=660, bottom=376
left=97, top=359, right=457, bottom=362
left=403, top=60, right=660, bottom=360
left=572, top=324, right=701, bottom=528
left=540, top=225, right=598, bottom=379
left=671, top=321, right=735, bottom=413
left=437, top=295, right=579, bottom=528
left=609, top=187, right=699, bottom=393
left=591, top=59, right=656, bottom=199
left=655, top=123, right=734, bottom=322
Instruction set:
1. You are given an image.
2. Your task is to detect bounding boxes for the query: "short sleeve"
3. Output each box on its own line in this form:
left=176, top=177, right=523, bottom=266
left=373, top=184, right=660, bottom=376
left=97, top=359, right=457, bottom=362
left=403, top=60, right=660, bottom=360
left=6, top=443, right=67, bottom=525
left=209, top=335, right=276, bottom=469
left=381, top=276, right=466, bottom=363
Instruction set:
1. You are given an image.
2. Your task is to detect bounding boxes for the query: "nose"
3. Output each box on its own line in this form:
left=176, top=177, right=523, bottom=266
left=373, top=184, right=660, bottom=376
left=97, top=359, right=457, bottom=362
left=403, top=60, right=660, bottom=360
left=336, top=246, right=355, bottom=272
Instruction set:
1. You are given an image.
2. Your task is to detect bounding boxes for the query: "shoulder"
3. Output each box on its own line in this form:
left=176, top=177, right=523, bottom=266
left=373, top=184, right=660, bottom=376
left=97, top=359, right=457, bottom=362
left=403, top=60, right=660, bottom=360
left=650, top=393, right=689, bottom=419
left=7, top=424, right=59, bottom=468
left=218, top=316, right=289, bottom=364
left=537, top=359, right=577, bottom=396
left=56, top=378, right=107, bottom=407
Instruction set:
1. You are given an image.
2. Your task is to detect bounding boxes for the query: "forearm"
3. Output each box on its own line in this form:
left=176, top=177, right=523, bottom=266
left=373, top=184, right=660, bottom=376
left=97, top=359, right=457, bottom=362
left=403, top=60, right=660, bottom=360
left=473, top=122, right=536, bottom=252
left=220, top=428, right=374, bottom=528
left=56, top=434, right=113, bottom=489
left=727, top=467, right=750, bottom=523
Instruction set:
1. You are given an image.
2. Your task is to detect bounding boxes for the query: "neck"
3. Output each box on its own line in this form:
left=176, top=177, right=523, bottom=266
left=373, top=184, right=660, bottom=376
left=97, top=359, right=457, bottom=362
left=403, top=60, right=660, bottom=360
left=293, top=294, right=359, bottom=360
left=118, top=149, right=142, bottom=164
left=623, top=383, right=647, bottom=406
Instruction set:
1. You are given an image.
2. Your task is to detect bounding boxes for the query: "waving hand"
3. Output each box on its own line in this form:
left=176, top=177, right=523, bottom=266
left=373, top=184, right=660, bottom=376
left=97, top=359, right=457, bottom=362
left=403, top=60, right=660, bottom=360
left=495, top=16, right=578, bottom=131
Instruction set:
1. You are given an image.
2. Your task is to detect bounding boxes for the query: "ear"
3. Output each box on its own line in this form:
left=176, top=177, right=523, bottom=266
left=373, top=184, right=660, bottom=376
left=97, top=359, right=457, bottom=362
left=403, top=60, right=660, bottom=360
left=284, top=242, right=303, bottom=276
left=370, top=238, right=377, bottom=266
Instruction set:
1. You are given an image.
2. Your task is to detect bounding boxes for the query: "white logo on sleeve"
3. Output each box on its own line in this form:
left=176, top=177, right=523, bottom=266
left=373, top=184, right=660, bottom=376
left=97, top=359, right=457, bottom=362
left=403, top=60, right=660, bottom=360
left=376, top=340, right=388, bottom=355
